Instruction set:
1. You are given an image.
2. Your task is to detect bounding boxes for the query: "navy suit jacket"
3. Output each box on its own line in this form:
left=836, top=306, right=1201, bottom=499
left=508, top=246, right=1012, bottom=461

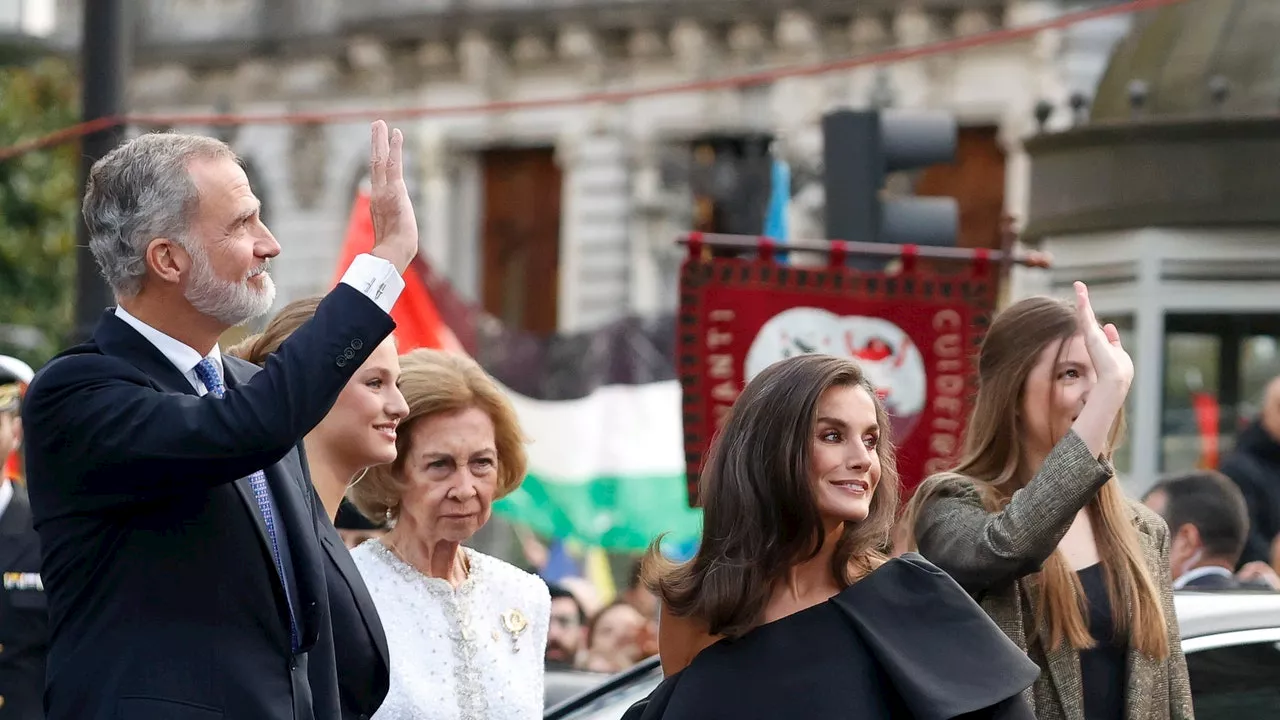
left=1181, top=569, right=1274, bottom=592
left=21, top=285, right=394, bottom=720
left=308, top=503, right=390, bottom=720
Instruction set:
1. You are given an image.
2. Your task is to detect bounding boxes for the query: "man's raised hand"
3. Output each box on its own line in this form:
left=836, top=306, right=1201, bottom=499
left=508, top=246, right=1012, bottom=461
left=368, top=120, right=419, bottom=274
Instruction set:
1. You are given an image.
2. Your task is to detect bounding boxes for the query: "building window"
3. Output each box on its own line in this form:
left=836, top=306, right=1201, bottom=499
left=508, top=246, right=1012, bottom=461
left=1161, top=314, right=1280, bottom=474
left=1238, top=335, right=1280, bottom=428
left=688, top=135, right=774, bottom=238
left=1162, top=331, right=1221, bottom=473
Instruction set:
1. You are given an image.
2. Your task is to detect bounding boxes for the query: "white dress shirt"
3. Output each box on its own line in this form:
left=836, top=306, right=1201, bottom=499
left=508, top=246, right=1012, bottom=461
left=115, top=305, right=223, bottom=394
left=0, top=476, right=12, bottom=519
left=1171, top=565, right=1233, bottom=590
left=113, top=253, right=405, bottom=388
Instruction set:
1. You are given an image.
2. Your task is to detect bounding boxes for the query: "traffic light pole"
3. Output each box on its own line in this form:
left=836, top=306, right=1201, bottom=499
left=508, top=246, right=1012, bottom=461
left=822, top=110, right=882, bottom=245
left=822, top=108, right=959, bottom=250
left=73, top=0, right=129, bottom=344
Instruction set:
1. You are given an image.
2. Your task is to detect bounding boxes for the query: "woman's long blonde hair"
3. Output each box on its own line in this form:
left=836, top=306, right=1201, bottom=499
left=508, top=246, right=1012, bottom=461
left=906, top=296, right=1168, bottom=659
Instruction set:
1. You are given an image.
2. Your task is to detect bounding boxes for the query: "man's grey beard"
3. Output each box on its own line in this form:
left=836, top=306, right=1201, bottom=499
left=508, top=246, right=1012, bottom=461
left=183, top=243, right=276, bottom=327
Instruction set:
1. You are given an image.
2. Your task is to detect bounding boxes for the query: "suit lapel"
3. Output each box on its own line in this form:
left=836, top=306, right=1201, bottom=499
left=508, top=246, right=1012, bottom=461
left=93, top=309, right=279, bottom=559
left=200, top=361, right=277, bottom=569
left=223, top=357, right=327, bottom=651
left=93, top=311, right=326, bottom=648
left=1017, top=571, right=1086, bottom=719
left=232, top=480, right=275, bottom=557
left=1124, top=514, right=1161, bottom=720
left=265, top=449, right=326, bottom=650
left=93, top=309, right=199, bottom=395
left=320, top=523, right=391, bottom=672
left=1042, top=635, right=1085, bottom=718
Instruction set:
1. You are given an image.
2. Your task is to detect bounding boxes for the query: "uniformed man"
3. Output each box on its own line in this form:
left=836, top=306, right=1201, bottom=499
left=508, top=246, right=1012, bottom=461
left=0, top=355, right=45, bottom=720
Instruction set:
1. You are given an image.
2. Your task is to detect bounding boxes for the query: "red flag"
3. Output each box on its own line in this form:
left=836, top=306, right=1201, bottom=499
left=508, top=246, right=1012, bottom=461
left=5, top=451, right=20, bottom=483
left=1190, top=391, right=1220, bottom=469
left=332, top=189, right=463, bottom=353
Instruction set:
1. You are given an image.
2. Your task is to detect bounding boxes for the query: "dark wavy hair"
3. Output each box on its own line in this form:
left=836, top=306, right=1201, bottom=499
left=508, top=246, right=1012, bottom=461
left=642, top=353, right=899, bottom=639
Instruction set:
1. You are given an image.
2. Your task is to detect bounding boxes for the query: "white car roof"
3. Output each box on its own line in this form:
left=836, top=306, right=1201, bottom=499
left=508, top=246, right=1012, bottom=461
left=1173, top=590, right=1280, bottom=639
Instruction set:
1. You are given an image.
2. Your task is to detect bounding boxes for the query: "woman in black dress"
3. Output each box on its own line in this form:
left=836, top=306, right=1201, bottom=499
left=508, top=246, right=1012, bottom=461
left=627, top=354, right=1039, bottom=719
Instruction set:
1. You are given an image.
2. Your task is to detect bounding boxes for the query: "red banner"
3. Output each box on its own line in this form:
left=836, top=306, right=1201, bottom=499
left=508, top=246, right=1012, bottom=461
left=679, top=244, right=1000, bottom=506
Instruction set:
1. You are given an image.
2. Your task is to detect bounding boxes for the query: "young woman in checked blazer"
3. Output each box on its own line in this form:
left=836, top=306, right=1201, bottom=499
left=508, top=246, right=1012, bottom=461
left=906, top=283, right=1193, bottom=720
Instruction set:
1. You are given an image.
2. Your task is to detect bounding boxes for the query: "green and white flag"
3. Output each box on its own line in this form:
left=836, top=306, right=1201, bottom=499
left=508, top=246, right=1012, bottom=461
left=496, top=379, right=700, bottom=552
left=422, top=267, right=701, bottom=552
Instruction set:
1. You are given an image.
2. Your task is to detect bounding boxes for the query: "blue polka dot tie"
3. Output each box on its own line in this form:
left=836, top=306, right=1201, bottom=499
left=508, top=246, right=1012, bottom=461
left=193, top=357, right=299, bottom=652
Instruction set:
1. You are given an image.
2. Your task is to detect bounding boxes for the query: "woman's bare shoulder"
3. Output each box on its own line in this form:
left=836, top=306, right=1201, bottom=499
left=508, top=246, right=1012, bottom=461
left=658, top=605, right=720, bottom=676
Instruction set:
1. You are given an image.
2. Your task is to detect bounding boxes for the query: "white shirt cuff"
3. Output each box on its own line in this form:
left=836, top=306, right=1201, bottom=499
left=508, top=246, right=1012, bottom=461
left=339, top=253, right=406, bottom=314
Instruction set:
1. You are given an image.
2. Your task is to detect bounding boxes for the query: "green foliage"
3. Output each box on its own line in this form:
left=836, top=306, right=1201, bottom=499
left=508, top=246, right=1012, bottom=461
left=0, top=57, right=80, bottom=368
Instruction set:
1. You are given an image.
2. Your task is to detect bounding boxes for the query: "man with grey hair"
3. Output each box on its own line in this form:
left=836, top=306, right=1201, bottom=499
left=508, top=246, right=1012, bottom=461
left=21, top=121, right=418, bottom=720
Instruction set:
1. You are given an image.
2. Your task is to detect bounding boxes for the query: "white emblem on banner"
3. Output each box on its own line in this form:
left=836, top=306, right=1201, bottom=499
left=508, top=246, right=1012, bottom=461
left=745, top=307, right=927, bottom=440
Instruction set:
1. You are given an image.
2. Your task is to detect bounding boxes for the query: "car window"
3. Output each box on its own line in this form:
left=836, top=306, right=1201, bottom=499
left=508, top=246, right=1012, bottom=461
left=545, top=670, right=614, bottom=709
left=552, top=668, right=662, bottom=720
left=1186, top=632, right=1280, bottom=718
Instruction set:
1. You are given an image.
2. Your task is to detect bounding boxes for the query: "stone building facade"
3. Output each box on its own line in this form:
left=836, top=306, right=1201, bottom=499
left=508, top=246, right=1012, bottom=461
left=48, top=0, right=1129, bottom=334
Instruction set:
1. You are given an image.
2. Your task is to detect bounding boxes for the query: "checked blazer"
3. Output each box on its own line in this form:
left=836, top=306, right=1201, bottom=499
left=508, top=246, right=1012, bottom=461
left=912, top=431, right=1194, bottom=720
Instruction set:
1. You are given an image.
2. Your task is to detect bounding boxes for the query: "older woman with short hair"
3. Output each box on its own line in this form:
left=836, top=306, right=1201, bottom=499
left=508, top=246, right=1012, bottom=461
left=349, top=348, right=549, bottom=720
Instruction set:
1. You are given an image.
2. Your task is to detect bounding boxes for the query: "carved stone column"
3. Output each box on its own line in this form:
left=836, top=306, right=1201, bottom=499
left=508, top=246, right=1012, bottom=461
left=1004, top=0, right=1070, bottom=127
left=557, top=23, right=605, bottom=87
left=416, top=40, right=454, bottom=73
left=131, top=63, right=194, bottom=108
left=771, top=10, right=824, bottom=130
left=670, top=19, right=728, bottom=123
left=888, top=3, right=944, bottom=109
left=417, top=124, right=451, bottom=275
left=553, top=128, right=586, bottom=332
left=345, top=36, right=393, bottom=95
left=233, top=59, right=277, bottom=101
left=829, top=12, right=890, bottom=109
left=775, top=10, right=821, bottom=63
left=669, top=19, right=714, bottom=78
left=288, top=122, right=328, bottom=211
left=627, top=133, right=664, bottom=316
left=627, top=27, right=666, bottom=61
left=726, top=20, right=767, bottom=70
left=459, top=30, right=511, bottom=99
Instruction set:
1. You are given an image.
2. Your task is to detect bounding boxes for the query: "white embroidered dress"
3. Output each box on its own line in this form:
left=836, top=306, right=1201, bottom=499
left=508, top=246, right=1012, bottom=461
left=351, top=541, right=550, bottom=720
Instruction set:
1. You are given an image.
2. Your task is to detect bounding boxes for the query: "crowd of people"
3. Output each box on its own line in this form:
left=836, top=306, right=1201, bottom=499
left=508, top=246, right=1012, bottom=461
left=0, top=119, right=1279, bottom=719
left=543, top=566, right=660, bottom=676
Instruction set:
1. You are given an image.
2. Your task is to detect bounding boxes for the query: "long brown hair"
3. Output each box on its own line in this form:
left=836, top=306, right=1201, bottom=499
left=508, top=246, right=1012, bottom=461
left=906, top=296, right=1168, bottom=659
left=643, top=354, right=899, bottom=639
